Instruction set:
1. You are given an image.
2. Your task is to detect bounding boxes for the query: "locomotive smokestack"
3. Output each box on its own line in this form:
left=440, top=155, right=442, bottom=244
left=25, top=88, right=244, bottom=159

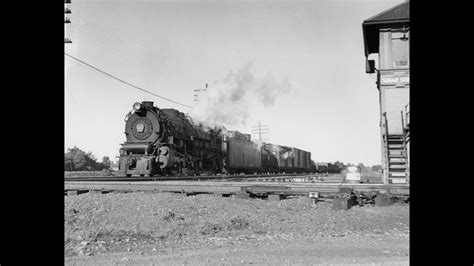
left=142, top=101, right=154, bottom=108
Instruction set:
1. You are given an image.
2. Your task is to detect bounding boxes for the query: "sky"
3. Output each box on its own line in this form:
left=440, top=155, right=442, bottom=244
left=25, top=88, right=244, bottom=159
left=65, top=0, right=404, bottom=166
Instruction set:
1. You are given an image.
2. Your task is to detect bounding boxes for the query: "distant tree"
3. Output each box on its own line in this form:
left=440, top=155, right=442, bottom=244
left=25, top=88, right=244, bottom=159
left=371, top=165, right=383, bottom=172
left=87, top=151, right=97, bottom=163
left=65, top=153, right=74, bottom=171
left=357, top=163, right=372, bottom=173
left=64, top=146, right=102, bottom=171
left=330, top=161, right=345, bottom=173
left=100, top=156, right=112, bottom=170
left=71, top=147, right=89, bottom=170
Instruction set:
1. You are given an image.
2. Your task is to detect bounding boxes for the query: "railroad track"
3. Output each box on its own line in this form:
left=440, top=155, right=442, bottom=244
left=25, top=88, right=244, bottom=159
left=64, top=173, right=381, bottom=183
left=64, top=173, right=320, bottom=182
left=65, top=180, right=408, bottom=196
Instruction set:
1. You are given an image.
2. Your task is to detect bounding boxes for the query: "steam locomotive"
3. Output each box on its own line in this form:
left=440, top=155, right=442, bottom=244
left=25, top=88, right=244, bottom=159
left=118, top=101, right=314, bottom=177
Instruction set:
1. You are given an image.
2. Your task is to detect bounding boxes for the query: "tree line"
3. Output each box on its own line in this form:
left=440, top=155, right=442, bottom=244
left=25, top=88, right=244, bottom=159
left=64, top=146, right=112, bottom=171
left=317, top=161, right=382, bottom=173
left=345, top=162, right=382, bottom=173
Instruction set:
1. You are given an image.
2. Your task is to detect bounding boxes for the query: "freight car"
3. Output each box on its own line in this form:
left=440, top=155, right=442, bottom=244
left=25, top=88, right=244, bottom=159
left=313, top=162, right=343, bottom=174
left=260, top=144, right=312, bottom=173
left=118, top=101, right=314, bottom=176
left=225, top=131, right=262, bottom=174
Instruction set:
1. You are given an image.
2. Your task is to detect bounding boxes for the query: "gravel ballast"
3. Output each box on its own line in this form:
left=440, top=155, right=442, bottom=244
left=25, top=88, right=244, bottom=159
left=65, top=191, right=409, bottom=261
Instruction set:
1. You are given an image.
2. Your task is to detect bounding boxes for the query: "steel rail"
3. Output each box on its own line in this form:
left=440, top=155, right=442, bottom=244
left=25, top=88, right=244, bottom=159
left=64, top=173, right=381, bottom=183
left=64, top=173, right=328, bottom=182
left=65, top=180, right=409, bottom=195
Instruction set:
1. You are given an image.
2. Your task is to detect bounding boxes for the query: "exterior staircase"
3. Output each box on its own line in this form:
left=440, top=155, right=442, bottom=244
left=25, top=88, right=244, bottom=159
left=386, top=134, right=408, bottom=183
left=382, top=112, right=409, bottom=184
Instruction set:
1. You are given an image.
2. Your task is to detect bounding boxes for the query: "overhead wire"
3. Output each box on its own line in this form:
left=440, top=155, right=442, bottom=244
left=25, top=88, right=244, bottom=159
left=64, top=53, right=192, bottom=108
left=68, top=24, right=142, bottom=66
left=68, top=22, right=161, bottom=101
left=69, top=22, right=138, bottom=59
left=67, top=24, right=153, bottom=101
left=73, top=16, right=153, bottom=54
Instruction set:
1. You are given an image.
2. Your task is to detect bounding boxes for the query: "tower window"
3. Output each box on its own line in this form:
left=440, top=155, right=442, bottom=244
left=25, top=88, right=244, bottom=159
left=391, top=31, right=409, bottom=67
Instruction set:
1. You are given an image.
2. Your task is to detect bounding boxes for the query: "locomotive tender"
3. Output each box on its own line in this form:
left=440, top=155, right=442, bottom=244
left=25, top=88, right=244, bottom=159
left=118, top=101, right=313, bottom=177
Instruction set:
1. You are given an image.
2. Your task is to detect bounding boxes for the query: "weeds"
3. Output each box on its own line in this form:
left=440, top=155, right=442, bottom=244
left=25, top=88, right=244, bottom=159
left=228, top=217, right=250, bottom=230
left=163, top=210, right=184, bottom=221
left=200, top=222, right=224, bottom=235
left=200, top=217, right=250, bottom=235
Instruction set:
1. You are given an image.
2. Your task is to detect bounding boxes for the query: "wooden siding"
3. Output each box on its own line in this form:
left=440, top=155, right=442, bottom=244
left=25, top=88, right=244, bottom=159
left=379, top=31, right=391, bottom=70
left=382, top=87, right=409, bottom=135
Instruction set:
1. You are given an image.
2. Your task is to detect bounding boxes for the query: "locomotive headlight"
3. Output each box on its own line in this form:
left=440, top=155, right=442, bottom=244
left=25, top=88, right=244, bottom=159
left=133, top=102, right=142, bottom=111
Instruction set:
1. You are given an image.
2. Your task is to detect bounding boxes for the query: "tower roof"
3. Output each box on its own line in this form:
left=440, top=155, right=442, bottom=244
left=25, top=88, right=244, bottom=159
left=362, top=1, right=410, bottom=56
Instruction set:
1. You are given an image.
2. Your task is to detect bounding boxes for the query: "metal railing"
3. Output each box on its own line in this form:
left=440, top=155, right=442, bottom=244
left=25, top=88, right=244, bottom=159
left=403, top=103, right=410, bottom=184
left=405, top=103, right=410, bottom=128
left=401, top=110, right=408, bottom=160
left=401, top=111, right=405, bottom=132
left=382, top=112, right=390, bottom=183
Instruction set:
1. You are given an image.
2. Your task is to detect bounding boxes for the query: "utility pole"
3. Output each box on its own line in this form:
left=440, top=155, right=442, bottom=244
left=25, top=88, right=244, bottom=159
left=65, top=0, right=72, bottom=44
left=193, top=88, right=200, bottom=102
left=194, top=83, right=208, bottom=102
left=251, top=121, right=270, bottom=142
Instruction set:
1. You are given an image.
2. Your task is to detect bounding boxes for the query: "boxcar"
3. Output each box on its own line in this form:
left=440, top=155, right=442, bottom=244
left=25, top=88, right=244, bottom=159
left=277, top=145, right=293, bottom=171
left=261, top=144, right=279, bottom=172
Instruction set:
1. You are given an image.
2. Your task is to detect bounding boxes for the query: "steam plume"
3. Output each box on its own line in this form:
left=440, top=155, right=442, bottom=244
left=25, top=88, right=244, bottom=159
left=189, top=62, right=291, bottom=132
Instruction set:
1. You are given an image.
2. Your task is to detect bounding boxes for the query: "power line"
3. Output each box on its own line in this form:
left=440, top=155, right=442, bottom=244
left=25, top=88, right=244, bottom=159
left=70, top=22, right=141, bottom=62
left=69, top=24, right=142, bottom=66
left=73, top=16, right=151, bottom=52
left=64, top=53, right=192, bottom=108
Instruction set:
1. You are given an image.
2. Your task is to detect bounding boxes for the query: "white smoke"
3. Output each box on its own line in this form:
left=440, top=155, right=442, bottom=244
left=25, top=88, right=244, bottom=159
left=189, top=62, right=291, bottom=132
left=252, top=139, right=264, bottom=151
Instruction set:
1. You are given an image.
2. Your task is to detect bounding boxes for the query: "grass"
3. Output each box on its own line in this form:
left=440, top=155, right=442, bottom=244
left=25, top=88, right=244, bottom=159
left=64, top=169, right=116, bottom=177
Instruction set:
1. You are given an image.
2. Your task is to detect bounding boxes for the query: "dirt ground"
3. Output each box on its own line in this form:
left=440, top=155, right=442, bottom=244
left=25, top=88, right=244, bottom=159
left=65, top=238, right=408, bottom=265
left=65, top=191, right=409, bottom=265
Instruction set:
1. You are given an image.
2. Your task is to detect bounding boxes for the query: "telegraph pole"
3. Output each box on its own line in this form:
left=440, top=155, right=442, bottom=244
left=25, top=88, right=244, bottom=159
left=251, top=121, right=270, bottom=142
left=194, top=83, right=208, bottom=102
left=193, top=88, right=200, bottom=102
left=65, top=0, right=72, bottom=44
